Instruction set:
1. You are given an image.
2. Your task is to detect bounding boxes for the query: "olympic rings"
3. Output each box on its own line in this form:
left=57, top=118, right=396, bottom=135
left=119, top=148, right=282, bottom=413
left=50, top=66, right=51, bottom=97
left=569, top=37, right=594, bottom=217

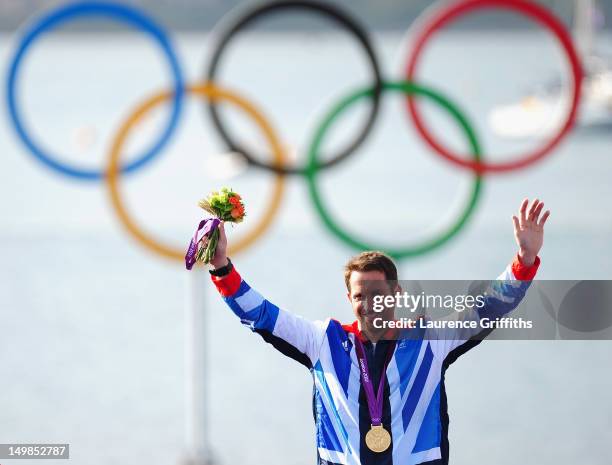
left=6, top=0, right=584, bottom=261
left=6, top=1, right=184, bottom=180
left=105, top=83, right=287, bottom=261
left=204, top=0, right=383, bottom=176
left=404, top=0, right=583, bottom=174
left=306, top=81, right=483, bottom=259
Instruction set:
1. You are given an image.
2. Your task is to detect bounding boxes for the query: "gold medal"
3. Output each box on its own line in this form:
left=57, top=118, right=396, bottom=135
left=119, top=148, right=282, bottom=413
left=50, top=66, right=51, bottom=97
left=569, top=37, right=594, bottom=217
left=365, top=424, right=391, bottom=453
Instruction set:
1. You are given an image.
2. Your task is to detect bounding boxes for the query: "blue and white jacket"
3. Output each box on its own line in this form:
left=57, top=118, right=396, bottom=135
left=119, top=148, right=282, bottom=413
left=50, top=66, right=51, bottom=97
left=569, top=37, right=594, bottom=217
left=211, top=255, right=540, bottom=465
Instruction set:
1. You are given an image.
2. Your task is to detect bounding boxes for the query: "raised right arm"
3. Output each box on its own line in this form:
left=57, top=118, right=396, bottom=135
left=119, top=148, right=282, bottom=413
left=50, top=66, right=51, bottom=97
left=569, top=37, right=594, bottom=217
left=210, top=262, right=329, bottom=369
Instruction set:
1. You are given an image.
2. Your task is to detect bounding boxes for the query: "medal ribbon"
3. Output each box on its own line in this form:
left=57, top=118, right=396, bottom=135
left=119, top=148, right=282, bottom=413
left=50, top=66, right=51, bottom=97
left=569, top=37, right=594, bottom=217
left=354, top=337, right=397, bottom=426
left=185, top=217, right=220, bottom=270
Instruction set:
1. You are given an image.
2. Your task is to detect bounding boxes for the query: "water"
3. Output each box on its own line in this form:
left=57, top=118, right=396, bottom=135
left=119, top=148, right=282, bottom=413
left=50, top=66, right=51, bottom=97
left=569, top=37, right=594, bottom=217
left=1, top=31, right=611, bottom=465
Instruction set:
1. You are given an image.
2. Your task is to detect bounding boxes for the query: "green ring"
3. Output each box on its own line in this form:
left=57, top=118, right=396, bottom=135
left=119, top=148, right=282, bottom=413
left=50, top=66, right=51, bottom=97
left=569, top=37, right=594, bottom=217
left=305, top=80, right=483, bottom=260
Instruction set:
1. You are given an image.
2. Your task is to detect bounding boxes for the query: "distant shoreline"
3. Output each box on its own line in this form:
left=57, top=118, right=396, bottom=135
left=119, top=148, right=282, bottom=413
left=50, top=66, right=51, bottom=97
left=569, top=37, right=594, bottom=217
left=1, top=0, right=610, bottom=33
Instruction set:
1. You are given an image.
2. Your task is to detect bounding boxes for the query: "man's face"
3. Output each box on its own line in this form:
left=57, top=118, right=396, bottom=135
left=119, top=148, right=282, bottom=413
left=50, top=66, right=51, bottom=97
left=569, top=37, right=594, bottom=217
left=347, top=270, right=401, bottom=333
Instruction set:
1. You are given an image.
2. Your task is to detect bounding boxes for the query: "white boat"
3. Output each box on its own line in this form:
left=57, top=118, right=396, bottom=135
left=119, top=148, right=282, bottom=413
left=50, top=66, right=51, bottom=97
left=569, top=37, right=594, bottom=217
left=488, top=0, right=612, bottom=139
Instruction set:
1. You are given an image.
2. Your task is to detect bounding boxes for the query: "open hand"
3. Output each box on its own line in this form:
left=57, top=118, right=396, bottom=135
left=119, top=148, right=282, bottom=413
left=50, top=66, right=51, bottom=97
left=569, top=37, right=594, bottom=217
left=512, top=198, right=550, bottom=266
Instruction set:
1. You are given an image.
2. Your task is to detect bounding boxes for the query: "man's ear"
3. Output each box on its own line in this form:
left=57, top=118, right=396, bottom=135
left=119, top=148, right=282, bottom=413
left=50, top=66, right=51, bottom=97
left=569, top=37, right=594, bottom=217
left=346, top=291, right=351, bottom=302
left=394, top=283, right=402, bottom=294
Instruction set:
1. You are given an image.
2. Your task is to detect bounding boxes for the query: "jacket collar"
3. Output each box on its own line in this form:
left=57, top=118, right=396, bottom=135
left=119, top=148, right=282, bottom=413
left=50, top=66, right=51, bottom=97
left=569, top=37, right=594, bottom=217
left=341, top=320, right=398, bottom=343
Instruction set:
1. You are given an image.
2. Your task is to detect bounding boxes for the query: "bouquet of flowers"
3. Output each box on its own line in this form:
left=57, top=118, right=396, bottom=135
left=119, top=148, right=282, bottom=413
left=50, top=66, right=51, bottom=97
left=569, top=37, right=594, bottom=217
left=185, top=187, right=246, bottom=270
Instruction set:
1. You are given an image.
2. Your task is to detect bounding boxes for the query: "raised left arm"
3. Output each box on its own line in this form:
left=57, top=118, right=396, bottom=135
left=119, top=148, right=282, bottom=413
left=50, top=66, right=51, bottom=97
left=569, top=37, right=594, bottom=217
left=430, top=198, right=550, bottom=358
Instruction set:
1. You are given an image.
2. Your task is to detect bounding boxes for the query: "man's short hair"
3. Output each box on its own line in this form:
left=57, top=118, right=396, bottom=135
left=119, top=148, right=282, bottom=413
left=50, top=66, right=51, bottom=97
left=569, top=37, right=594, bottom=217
left=344, top=251, right=398, bottom=292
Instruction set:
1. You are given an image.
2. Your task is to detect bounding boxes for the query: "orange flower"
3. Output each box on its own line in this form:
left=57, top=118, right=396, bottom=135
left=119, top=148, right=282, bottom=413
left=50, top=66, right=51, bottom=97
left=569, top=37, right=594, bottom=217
left=229, top=196, right=241, bottom=207
left=231, top=207, right=243, bottom=219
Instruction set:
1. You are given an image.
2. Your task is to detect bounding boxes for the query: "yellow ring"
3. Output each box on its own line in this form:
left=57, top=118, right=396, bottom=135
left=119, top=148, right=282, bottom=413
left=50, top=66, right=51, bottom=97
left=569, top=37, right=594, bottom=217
left=105, top=83, right=287, bottom=262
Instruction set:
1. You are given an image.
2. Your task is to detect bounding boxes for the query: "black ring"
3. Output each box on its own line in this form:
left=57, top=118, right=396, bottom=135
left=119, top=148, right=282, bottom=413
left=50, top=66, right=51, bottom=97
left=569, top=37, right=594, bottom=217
left=204, top=0, right=383, bottom=176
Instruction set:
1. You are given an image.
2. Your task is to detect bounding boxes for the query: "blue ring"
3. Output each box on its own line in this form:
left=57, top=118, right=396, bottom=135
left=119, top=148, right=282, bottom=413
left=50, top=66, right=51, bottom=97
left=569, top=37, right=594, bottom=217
left=6, top=1, right=185, bottom=181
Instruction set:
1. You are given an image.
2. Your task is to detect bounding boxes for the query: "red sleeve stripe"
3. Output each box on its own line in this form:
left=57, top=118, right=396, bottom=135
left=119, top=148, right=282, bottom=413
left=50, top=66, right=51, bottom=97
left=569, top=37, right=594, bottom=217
left=511, top=254, right=541, bottom=281
left=211, top=267, right=242, bottom=297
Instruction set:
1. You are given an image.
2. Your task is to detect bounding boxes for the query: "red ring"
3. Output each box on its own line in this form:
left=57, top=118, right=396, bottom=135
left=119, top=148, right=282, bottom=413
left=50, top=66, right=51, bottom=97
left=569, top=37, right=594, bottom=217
left=405, top=0, right=583, bottom=174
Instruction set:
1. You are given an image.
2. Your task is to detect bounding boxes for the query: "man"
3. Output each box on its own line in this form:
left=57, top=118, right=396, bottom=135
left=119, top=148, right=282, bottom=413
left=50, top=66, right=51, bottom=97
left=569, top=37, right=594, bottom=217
left=208, top=198, right=549, bottom=465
